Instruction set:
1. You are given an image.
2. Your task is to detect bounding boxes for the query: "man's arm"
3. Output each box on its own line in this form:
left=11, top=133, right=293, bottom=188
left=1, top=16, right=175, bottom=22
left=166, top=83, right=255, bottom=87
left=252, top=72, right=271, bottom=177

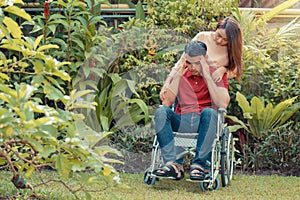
left=162, top=55, right=188, bottom=107
left=161, top=74, right=181, bottom=107
left=199, top=56, right=230, bottom=109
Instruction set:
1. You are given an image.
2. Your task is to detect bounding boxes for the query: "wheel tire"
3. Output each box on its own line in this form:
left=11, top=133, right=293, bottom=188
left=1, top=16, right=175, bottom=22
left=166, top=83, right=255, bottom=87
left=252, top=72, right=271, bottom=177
left=144, top=170, right=156, bottom=185
left=199, top=178, right=220, bottom=191
left=221, top=128, right=234, bottom=187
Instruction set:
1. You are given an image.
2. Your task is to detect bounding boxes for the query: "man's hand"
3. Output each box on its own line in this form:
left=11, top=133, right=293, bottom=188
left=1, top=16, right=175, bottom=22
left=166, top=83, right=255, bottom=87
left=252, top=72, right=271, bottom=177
left=177, top=53, right=188, bottom=76
left=198, top=55, right=210, bottom=78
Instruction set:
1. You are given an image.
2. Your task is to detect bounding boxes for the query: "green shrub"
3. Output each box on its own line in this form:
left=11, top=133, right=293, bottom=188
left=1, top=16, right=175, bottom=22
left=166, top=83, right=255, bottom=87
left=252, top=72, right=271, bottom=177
left=0, top=1, right=122, bottom=198
left=147, top=0, right=238, bottom=37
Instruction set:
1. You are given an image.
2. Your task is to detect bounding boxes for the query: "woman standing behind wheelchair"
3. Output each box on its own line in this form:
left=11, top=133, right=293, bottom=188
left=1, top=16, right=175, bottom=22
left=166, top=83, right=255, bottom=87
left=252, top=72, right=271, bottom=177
left=160, top=17, right=243, bottom=102
left=154, top=17, right=243, bottom=180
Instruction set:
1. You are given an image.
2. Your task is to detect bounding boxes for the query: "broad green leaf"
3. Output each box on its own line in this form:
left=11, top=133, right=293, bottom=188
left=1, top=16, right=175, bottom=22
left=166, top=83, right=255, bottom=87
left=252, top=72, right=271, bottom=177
left=0, top=43, right=23, bottom=52
left=32, top=61, right=44, bottom=73
left=37, top=44, right=59, bottom=52
left=52, top=70, right=71, bottom=81
left=34, top=35, right=44, bottom=50
left=154, top=44, right=185, bottom=58
left=44, top=76, right=64, bottom=92
left=48, top=13, right=66, bottom=21
left=72, top=39, right=85, bottom=51
left=100, top=115, right=109, bottom=131
left=130, top=99, right=149, bottom=121
left=94, top=145, right=123, bottom=158
left=236, top=92, right=251, bottom=113
left=0, top=85, right=17, bottom=98
left=0, top=158, right=6, bottom=165
left=0, top=24, right=10, bottom=39
left=56, top=61, right=71, bottom=68
left=3, top=17, right=22, bottom=39
left=4, top=6, right=32, bottom=22
left=0, top=73, right=9, bottom=81
left=34, top=117, right=60, bottom=126
left=70, top=89, right=94, bottom=102
left=44, top=85, right=64, bottom=100
left=40, top=125, right=58, bottom=138
left=228, top=124, right=244, bottom=133
left=101, top=165, right=112, bottom=176
left=25, top=166, right=35, bottom=178
left=250, top=96, right=264, bottom=118
left=40, top=145, right=56, bottom=158
left=53, top=0, right=67, bottom=8
left=19, top=84, right=35, bottom=101
left=55, top=155, right=71, bottom=179
left=26, top=138, right=44, bottom=152
left=112, top=79, right=128, bottom=97
left=0, top=93, right=15, bottom=105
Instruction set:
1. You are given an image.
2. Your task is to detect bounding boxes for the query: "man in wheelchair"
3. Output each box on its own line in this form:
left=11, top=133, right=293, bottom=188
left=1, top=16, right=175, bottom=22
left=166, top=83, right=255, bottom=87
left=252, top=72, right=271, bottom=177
left=153, top=40, right=230, bottom=181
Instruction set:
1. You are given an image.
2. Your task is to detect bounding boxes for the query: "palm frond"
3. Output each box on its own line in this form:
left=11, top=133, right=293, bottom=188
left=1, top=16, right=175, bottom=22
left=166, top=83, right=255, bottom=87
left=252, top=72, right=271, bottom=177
left=255, top=0, right=299, bottom=26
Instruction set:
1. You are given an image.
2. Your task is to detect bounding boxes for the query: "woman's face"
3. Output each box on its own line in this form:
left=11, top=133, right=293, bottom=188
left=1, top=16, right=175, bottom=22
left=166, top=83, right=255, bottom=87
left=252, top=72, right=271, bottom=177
left=214, top=28, right=228, bottom=46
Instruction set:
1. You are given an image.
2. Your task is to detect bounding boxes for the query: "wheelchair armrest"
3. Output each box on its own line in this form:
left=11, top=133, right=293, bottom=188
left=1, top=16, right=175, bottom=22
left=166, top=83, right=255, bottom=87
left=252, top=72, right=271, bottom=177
left=217, top=108, right=227, bottom=114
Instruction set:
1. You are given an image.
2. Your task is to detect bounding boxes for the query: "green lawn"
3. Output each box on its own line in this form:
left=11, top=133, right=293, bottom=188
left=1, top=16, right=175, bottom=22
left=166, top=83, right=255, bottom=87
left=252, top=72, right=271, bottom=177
left=0, top=171, right=299, bottom=200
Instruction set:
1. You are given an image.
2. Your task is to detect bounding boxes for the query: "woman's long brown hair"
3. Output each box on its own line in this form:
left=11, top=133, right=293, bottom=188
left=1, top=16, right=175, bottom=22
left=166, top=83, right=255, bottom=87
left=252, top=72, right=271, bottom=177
left=217, top=17, right=243, bottom=79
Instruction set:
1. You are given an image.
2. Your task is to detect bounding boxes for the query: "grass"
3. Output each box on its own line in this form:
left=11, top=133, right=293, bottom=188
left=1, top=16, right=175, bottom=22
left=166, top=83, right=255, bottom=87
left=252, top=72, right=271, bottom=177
left=0, top=171, right=299, bottom=200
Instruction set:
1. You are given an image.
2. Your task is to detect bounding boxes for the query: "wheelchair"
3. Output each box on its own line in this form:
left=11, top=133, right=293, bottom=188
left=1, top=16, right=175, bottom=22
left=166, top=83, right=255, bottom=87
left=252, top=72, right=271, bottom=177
left=143, top=108, right=234, bottom=191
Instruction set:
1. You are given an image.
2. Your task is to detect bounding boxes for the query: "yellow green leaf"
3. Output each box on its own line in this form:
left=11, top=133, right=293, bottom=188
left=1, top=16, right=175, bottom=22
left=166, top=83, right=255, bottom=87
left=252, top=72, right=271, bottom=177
left=25, top=166, right=35, bottom=178
left=37, top=44, right=59, bottom=52
left=4, top=6, right=32, bottom=22
left=3, top=17, right=22, bottom=39
left=102, top=165, right=112, bottom=176
left=34, top=35, right=44, bottom=50
left=6, top=127, right=13, bottom=137
left=52, top=70, right=71, bottom=81
left=55, top=155, right=71, bottom=179
left=0, top=43, right=23, bottom=52
left=56, top=61, right=71, bottom=67
left=14, top=0, right=25, bottom=4
left=32, top=61, right=44, bottom=73
left=0, top=73, right=9, bottom=81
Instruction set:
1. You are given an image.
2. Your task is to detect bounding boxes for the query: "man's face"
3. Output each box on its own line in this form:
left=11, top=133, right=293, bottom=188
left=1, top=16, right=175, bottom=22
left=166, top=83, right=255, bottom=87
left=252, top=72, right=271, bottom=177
left=185, top=55, right=202, bottom=76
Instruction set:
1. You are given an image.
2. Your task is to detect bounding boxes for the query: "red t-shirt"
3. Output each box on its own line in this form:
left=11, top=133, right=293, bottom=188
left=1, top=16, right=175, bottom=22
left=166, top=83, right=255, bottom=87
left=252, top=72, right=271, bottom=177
left=175, top=69, right=228, bottom=115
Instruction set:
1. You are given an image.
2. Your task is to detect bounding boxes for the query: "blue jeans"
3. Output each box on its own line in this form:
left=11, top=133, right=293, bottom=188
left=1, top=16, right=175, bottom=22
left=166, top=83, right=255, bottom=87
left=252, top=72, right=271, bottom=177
left=155, top=105, right=218, bottom=169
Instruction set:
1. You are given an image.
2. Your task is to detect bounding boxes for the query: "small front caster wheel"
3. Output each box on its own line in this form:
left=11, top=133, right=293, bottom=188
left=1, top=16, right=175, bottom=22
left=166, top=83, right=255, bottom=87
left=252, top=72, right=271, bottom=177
left=200, top=178, right=220, bottom=191
left=144, top=170, right=156, bottom=185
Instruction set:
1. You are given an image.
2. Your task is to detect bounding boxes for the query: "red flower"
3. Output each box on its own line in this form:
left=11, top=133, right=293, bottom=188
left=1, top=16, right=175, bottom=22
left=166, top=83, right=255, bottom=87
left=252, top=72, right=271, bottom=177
left=44, top=2, right=50, bottom=22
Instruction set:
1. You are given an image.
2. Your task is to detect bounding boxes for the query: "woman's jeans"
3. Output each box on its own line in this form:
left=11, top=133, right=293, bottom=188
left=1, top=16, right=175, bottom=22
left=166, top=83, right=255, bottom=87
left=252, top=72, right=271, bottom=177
left=155, top=105, right=218, bottom=169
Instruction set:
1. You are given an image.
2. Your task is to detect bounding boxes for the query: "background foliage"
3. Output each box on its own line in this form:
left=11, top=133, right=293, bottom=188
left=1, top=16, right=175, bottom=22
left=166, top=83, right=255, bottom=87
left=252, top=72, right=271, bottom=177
left=0, top=0, right=300, bottom=198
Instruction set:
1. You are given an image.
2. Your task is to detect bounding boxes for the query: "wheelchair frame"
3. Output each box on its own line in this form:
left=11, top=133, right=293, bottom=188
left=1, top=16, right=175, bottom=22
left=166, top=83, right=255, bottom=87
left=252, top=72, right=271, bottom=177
left=144, top=108, right=234, bottom=191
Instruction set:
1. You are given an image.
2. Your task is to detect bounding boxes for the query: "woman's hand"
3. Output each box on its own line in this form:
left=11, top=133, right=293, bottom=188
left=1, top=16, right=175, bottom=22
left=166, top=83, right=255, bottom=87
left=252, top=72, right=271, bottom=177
left=212, top=66, right=227, bottom=82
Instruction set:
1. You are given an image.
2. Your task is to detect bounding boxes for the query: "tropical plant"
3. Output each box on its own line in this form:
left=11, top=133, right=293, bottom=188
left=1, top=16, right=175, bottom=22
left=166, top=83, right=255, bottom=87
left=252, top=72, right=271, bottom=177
left=95, top=73, right=149, bottom=132
left=29, top=0, right=109, bottom=91
left=0, top=1, right=122, bottom=198
left=228, top=0, right=300, bottom=117
left=229, top=92, right=300, bottom=139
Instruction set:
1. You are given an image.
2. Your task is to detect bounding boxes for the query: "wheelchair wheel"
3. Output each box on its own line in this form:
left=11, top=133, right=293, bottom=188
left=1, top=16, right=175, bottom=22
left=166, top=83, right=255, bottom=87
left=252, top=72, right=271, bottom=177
left=144, top=170, right=156, bottom=185
left=199, top=178, right=220, bottom=191
left=221, top=128, right=234, bottom=187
